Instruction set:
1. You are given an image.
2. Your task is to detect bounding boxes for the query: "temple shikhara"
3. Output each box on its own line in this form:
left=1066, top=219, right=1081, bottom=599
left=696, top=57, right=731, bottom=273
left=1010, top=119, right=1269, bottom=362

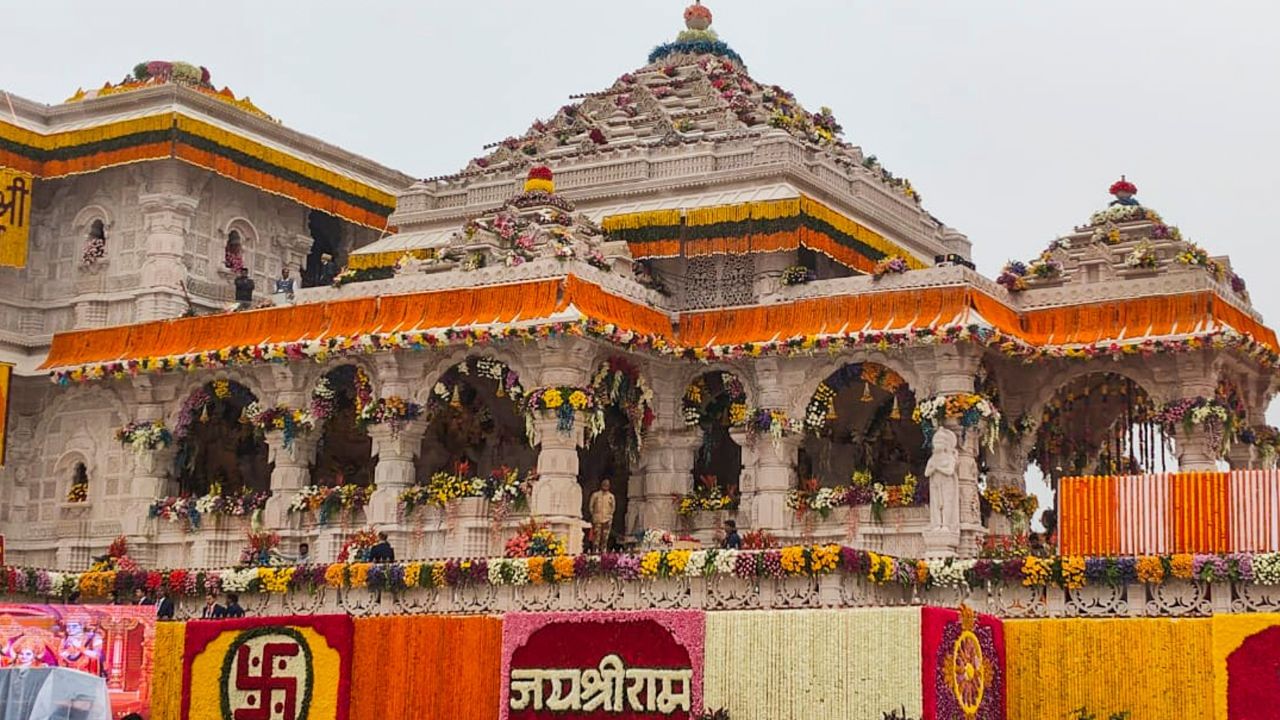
left=0, top=4, right=1276, bottom=719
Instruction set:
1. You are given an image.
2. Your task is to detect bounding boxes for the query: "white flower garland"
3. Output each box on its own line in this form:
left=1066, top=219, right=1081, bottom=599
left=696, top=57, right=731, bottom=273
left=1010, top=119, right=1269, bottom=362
left=704, top=608, right=923, bottom=720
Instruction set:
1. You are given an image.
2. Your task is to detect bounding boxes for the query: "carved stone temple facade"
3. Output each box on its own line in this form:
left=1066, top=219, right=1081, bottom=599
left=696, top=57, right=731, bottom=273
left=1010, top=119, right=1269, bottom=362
left=0, top=10, right=1274, bottom=570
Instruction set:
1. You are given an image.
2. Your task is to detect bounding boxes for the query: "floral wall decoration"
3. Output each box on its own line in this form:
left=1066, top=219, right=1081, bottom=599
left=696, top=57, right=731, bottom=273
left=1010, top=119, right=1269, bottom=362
left=1032, top=374, right=1162, bottom=478
left=1003, top=617, right=1213, bottom=720
left=704, top=608, right=923, bottom=720
left=173, top=381, right=256, bottom=442
left=181, top=614, right=353, bottom=720
left=682, top=372, right=747, bottom=429
left=921, top=606, right=1005, bottom=720
left=351, top=615, right=502, bottom=720
left=525, top=386, right=598, bottom=440
left=1211, top=613, right=1280, bottom=719
left=430, top=357, right=526, bottom=412
left=287, top=484, right=374, bottom=526
left=502, top=610, right=705, bottom=720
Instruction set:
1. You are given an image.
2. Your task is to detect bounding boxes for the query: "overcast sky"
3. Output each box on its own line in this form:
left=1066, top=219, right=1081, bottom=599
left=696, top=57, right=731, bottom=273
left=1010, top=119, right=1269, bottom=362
left=7, top=1, right=1278, bottom=512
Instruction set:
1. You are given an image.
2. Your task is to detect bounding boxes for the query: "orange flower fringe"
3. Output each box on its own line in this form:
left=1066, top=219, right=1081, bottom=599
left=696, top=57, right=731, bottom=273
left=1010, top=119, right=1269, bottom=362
left=350, top=615, right=502, bottom=720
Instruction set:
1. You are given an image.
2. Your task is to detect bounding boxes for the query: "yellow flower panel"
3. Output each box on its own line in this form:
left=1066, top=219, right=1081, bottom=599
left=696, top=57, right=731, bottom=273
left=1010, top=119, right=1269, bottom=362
left=151, top=621, right=186, bottom=720
left=1004, top=617, right=1213, bottom=720
left=704, top=608, right=922, bottom=720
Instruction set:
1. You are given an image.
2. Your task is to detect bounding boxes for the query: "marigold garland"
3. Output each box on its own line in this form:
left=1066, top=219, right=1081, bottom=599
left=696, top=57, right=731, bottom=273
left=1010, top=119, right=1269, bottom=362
left=351, top=615, right=502, bottom=720
left=152, top=621, right=186, bottom=720
left=1004, top=618, right=1213, bottom=719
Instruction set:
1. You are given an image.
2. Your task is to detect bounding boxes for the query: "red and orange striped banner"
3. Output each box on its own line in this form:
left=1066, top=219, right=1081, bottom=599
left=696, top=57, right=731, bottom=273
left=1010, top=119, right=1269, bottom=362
left=1059, top=471, right=1280, bottom=556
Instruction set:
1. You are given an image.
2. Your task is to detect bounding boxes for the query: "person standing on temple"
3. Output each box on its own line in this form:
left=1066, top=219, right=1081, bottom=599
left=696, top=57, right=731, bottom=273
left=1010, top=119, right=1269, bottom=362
left=721, top=519, right=742, bottom=549
left=274, top=266, right=296, bottom=302
left=156, top=589, right=175, bottom=621
left=234, top=267, right=254, bottom=310
left=318, top=253, right=340, bottom=285
left=223, top=593, right=245, bottom=618
left=368, top=532, right=395, bottom=563
left=589, top=478, right=616, bottom=552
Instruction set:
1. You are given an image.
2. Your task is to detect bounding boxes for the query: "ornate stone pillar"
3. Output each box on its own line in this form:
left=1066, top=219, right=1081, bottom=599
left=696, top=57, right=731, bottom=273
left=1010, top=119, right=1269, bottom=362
left=631, top=429, right=700, bottom=533
left=750, top=433, right=802, bottom=534
left=136, top=169, right=198, bottom=321
left=529, top=414, right=589, bottom=552
left=261, top=432, right=319, bottom=526
left=365, top=419, right=429, bottom=527
left=1226, top=441, right=1256, bottom=471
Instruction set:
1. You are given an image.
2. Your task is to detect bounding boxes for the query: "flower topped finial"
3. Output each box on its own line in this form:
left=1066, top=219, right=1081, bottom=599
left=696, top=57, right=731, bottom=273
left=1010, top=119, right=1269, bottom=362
left=1109, top=175, right=1139, bottom=206
left=524, top=165, right=554, bottom=194
left=684, top=1, right=713, bottom=31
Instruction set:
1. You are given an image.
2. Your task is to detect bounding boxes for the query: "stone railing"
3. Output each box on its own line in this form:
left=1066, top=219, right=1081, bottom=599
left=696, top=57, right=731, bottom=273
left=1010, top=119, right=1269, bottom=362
left=15, top=571, right=1280, bottom=621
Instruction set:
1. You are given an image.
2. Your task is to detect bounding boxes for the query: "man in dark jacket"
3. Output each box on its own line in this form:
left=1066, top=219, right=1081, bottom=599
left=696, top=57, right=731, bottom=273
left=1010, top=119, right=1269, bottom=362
left=234, top=268, right=254, bottom=309
left=318, top=253, right=340, bottom=285
left=368, top=532, right=395, bottom=563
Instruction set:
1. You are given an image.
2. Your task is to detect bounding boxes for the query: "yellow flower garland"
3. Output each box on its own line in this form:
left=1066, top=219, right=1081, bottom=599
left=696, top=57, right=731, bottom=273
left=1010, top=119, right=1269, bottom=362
left=1005, top=618, right=1213, bottom=719
left=151, top=622, right=185, bottom=720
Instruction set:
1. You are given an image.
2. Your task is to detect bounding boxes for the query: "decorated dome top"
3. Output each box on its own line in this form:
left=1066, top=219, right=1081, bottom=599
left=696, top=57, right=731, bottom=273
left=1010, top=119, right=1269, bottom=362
left=996, top=177, right=1250, bottom=301
left=452, top=3, right=923, bottom=207
left=65, top=60, right=273, bottom=121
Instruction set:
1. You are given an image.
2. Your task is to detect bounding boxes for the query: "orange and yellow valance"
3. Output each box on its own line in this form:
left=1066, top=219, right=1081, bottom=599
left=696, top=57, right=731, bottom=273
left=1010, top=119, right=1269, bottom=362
left=602, top=196, right=927, bottom=274
left=0, top=113, right=397, bottom=230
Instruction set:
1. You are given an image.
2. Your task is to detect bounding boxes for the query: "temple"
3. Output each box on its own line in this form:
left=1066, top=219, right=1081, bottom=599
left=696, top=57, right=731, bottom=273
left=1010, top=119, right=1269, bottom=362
left=0, top=6, right=1279, bottom=717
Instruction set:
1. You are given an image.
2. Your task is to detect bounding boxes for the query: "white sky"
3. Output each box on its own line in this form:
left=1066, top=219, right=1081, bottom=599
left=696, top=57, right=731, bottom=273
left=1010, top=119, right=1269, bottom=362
left=6, top=1, right=1279, bottom=517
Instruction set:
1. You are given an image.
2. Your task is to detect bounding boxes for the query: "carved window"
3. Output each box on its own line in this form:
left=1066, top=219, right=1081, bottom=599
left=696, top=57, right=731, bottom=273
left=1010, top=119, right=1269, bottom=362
left=67, top=462, right=89, bottom=503
left=685, top=256, right=718, bottom=310
left=721, top=254, right=755, bottom=306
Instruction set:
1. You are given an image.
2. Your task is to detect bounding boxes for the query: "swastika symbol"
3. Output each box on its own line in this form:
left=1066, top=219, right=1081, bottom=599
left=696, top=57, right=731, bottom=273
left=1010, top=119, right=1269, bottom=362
left=233, top=642, right=300, bottom=720
left=220, top=629, right=314, bottom=720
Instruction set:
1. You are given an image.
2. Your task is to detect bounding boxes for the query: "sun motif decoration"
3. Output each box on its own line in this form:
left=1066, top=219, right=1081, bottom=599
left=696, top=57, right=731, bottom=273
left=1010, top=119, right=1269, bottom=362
left=942, top=605, right=995, bottom=720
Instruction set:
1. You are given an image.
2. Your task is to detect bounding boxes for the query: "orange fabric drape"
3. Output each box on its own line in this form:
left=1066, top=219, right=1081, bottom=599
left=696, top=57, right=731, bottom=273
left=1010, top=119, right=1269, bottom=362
left=1019, top=293, right=1225, bottom=348
left=564, top=275, right=674, bottom=339
left=678, top=287, right=969, bottom=346
left=350, top=615, right=501, bottom=720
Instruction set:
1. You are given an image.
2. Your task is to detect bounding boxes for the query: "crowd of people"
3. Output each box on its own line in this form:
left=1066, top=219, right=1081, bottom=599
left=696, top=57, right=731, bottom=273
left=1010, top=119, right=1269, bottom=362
left=231, top=253, right=341, bottom=311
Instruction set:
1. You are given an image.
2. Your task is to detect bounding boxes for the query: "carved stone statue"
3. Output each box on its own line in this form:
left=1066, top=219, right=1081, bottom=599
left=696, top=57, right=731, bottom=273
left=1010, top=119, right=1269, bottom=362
left=926, top=426, right=960, bottom=532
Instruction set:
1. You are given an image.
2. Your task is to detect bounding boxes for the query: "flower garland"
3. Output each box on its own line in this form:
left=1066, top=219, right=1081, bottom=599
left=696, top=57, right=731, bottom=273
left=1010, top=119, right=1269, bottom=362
left=357, top=395, right=423, bottom=435
left=504, top=520, right=567, bottom=558
left=49, top=311, right=1280, bottom=389
left=526, top=386, right=598, bottom=436
left=804, top=363, right=909, bottom=432
left=913, top=393, right=1002, bottom=451
left=786, top=474, right=924, bottom=521
left=116, top=420, right=173, bottom=454
left=241, top=402, right=313, bottom=448
left=683, top=371, right=748, bottom=428
left=589, top=356, right=656, bottom=460
left=780, top=265, right=814, bottom=286
left=147, top=485, right=270, bottom=530
left=678, top=475, right=738, bottom=516
left=287, top=484, right=375, bottom=525
left=872, top=255, right=910, bottom=279
left=430, top=356, right=525, bottom=411
left=980, top=486, right=1039, bottom=525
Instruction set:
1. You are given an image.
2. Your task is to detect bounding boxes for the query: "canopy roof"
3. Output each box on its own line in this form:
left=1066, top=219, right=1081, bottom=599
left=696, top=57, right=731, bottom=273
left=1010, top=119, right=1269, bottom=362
left=41, top=271, right=1279, bottom=382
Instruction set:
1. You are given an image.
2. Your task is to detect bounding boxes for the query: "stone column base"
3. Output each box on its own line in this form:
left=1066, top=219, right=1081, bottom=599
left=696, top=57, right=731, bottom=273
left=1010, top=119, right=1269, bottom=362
left=920, top=529, right=961, bottom=558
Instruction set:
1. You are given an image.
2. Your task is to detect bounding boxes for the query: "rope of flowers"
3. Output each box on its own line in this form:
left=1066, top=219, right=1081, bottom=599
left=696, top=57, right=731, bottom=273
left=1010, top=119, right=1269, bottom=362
left=429, top=356, right=525, bottom=410
left=116, top=420, right=173, bottom=454
left=8, top=547, right=1280, bottom=601
left=788, top=472, right=924, bottom=524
